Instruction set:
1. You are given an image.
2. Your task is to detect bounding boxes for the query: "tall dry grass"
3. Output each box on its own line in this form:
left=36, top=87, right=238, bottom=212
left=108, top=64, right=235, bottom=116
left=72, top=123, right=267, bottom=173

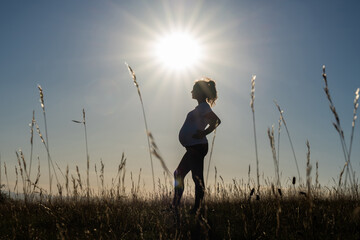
left=125, top=63, right=155, bottom=190
left=0, top=130, right=359, bottom=239
left=29, top=110, right=35, bottom=179
left=37, top=85, right=53, bottom=194
left=250, top=75, right=260, bottom=199
left=125, top=63, right=174, bottom=192
left=206, top=127, right=217, bottom=186
left=274, top=100, right=301, bottom=182
left=268, top=126, right=281, bottom=194
left=322, top=65, right=359, bottom=196
left=72, top=108, right=90, bottom=199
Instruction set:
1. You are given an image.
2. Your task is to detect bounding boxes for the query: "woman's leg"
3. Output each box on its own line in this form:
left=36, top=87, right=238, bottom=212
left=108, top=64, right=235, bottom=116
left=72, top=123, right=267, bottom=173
left=172, top=150, right=191, bottom=207
left=190, top=144, right=208, bottom=211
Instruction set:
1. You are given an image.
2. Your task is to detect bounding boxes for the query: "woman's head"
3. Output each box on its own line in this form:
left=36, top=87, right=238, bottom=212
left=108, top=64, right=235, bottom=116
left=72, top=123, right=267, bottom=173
left=192, top=77, right=218, bottom=106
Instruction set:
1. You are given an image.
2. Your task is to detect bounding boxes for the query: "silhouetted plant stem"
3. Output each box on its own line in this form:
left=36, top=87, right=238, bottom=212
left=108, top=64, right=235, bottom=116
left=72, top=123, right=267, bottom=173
left=274, top=100, right=301, bottom=182
left=250, top=75, right=260, bottom=198
left=305, top=140, right=313, bottom=229
left=321, top=66, right=355, bottom=192
left=268, top=126, right=281, bottom=191
left=35, top=123, right=60, bottom=190
left=125, top=63, right=155, bottom=191
left=206, top=128, right=217, bottom=186
left=147, top=132, right=171, bottom=180
left=277, top=116, right=282, bottom=169
left=344, top=88, right=359, bottom=189
left=4, top=162, right=9, bottom=197
left=29, top=110, right=35, bottom=179
left=72, top=108, right=90, bottom=199
left=38, top=85, right=53, bottom=195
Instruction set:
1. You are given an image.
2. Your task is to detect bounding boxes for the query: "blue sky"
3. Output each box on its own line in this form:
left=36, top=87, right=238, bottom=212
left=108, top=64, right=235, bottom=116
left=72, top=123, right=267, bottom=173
left=1, top=0, right=359, bottom=193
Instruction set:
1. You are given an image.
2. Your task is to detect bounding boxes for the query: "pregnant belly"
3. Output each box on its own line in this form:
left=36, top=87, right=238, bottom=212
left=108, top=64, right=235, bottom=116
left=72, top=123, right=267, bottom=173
left=178, top=125, right=197, bottom=147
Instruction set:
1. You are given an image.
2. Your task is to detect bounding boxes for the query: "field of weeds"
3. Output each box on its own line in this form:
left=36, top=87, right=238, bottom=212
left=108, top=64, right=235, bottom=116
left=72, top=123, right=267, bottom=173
left=0, top=65, right=360, bottom=239
left=1, top=187, right=360, bottom=239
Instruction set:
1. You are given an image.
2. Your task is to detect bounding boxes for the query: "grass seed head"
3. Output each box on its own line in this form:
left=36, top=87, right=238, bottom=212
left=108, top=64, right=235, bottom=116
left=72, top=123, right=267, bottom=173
left=125, top=62, right=138, bottom=87
left=250, top=75, right=256, bottom=111
left=38, top=85, right=45, bottom=110
left=35, top=124, right=45, bottom=144
left=82, top=108, right=86, bottom=123
left=322, top=65, right=327, bottom=83
left=352, top=88, right=360, bottom=127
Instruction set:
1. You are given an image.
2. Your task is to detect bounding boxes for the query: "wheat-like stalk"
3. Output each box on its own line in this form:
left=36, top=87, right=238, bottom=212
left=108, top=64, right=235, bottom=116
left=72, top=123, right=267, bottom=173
left=268, top=126, right=281, bottom=192
left=306, top=140, right=313, bottom=227
left=100, top=160, right=104, bottom=197
left=30, top=157, right=41, bottom=195
left=29, top=110, right=35, bottom=179
left=214, top=166, right=218, bottom=197
left=250, top=75, right=260, bottom=199
left=38, top=85, right=53, bottom=195
left=315, top=161, right=319, bottom=191
left=76, top=166, right=83, bottom=191
left=274, top=100, right=301, bottom=182
left=14, top=166, right=18, bottom=195
left=247, top=164, right=251, bottom=190
left=118, top=154, right=127, bottom=197
left=20, top=150, right=29, bottom=180
left=65, top=165, right=69, bottom=197
left=83, top=109, right=89, bottom=199
left=147, top=132, right=171, bottom=180
left=306, top=141, right=312, bottom=199
left=345, top=88, right=359, bottom=187
left=15, top=151, right=26, bottom=197
left=125, top=63, right=155, bottom=190
left=122, top=163, right=126, bottom=194
left=17, top=150, right=30, bottom=198
left=322, top=65, right=355, bottom=191
left=277, top=115, right=282, bottom=169
left=206, top=128, right=217, bottom=186
left=35, top=123, right=60, bottom=190
left=95, top=164, right=99, bottom=196
left=111, top=152, right=127, bottom=196
left=71, top=175, right=78, bottom=198
left=4, top=162, right=9, bottom=197
left=72, top=108, right=90, bottom=199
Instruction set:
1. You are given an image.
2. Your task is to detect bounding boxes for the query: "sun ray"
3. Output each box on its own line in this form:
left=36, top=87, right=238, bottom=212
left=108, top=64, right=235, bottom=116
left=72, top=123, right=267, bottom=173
left=118, top=0, right=237, bottom=84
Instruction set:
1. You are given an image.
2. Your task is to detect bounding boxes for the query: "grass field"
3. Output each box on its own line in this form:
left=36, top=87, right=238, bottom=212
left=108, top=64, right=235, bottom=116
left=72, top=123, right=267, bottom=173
left=1, top=184, right=360, bottom=239
left=1, top=65, right=359, bottom=239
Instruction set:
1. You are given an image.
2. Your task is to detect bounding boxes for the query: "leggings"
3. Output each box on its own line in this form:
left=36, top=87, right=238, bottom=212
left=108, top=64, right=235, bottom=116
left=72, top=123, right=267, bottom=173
left=173, top=144, right=208, bottom=210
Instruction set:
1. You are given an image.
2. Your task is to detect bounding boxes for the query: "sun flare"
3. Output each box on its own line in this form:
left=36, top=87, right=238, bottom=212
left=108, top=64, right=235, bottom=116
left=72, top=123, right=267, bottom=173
left=155, top=32, right=202, bottom=71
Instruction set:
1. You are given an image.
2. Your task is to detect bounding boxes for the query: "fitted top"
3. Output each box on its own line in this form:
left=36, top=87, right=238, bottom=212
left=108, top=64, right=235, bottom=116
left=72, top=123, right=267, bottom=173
left=178, top=102, right=212, bottom=147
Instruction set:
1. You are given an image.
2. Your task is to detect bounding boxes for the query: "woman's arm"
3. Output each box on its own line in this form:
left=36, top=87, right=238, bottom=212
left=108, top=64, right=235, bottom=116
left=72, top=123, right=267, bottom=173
left=193, top=111, right=221, bottom=139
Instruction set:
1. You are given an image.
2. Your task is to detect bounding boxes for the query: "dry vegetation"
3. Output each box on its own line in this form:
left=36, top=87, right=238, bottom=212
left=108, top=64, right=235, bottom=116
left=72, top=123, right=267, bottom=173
left=0, top=180, right=359, bottom=239
left=0, top=65, right=360, bottom=239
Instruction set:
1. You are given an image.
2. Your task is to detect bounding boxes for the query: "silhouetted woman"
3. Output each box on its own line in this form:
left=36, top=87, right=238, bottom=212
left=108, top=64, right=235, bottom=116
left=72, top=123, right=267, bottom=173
left=173, top=77, right=221, bottom=214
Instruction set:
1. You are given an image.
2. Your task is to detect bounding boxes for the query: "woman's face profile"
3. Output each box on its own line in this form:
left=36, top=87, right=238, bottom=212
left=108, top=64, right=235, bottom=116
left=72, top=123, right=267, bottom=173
left=191, top=84, right=201, bottom=99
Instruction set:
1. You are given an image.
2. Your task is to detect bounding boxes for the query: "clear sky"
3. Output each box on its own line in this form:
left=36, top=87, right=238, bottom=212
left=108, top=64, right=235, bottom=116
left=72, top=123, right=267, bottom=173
left=1, top=0, right=360, bottom=193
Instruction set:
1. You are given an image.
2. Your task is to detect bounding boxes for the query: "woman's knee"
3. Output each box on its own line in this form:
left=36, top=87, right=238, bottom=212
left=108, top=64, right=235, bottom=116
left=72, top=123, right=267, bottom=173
left=174, top=170, right=184, bottom=187
left=174, top=169, right=182, bottom=178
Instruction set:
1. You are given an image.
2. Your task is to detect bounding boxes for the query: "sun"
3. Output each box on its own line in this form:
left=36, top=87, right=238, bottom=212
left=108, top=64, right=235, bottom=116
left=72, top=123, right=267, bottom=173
left=154, top=31, right=202, bottom=71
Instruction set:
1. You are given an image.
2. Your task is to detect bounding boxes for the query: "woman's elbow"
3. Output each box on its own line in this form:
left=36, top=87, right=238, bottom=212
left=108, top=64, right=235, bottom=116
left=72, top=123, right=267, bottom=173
left=216, top=118, right=221, bottom=126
